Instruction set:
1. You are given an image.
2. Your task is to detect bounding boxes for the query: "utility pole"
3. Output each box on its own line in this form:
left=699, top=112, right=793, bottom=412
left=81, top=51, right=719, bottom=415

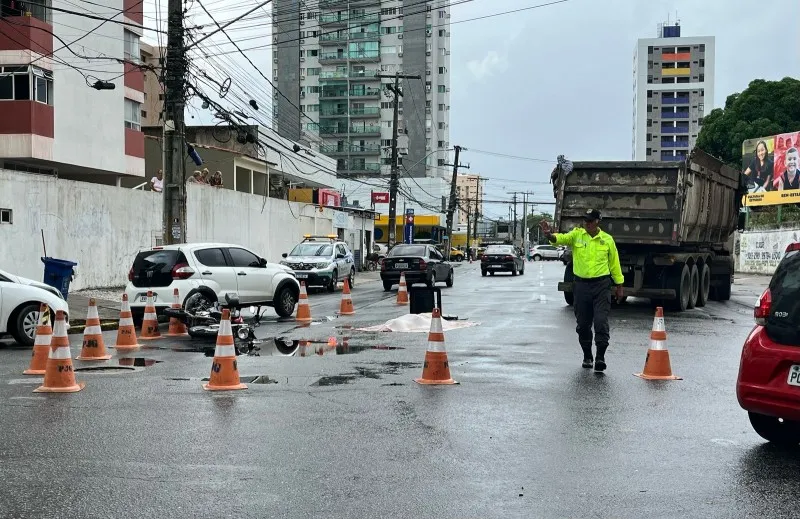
left=465, top=196, right=471, bottom=261
left=377, top=72, right=420, bottom=248
left=444, top=145, right=469, bottom=252
left=521, top=192, right=528, bottom=254
left=162, top=0, right=187, bottom=245
left=511, top=193, right=517, bottom=242
left=472, top=176, right=481, bottom=251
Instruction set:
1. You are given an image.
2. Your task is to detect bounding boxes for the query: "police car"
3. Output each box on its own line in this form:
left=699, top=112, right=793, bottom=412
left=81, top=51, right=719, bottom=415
left=280, top=235, right=356, bottom=292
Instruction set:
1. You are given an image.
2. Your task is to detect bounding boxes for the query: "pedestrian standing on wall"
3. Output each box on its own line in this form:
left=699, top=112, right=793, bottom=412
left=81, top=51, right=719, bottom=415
left=539, top=209, right=624, bottom=372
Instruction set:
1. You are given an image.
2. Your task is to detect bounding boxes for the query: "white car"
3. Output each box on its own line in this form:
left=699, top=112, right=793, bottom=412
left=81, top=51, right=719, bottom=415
left=0, top=268, right=70, bottom=346
left=124, top=243, right=300, bottom=321
left=529, top=245, right=563, bottom=261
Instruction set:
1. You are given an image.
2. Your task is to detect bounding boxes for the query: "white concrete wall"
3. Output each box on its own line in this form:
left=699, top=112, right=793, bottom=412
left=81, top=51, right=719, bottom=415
left=0, top=169, right=162, bottom=290
left=52, top=0, right=128, bottom=175
left=739, top=228, right=800, bottom=274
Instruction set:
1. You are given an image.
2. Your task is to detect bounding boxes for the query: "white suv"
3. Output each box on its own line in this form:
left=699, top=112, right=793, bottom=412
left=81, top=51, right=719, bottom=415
left=124, top=243, right=299, bottom=321
left=529, top=245, right=563, bottom=261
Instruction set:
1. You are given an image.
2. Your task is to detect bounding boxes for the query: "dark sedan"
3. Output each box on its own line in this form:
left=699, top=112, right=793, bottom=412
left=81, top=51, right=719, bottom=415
left=381, top=244, right=454, bottom=291
left=481, top=245, right=526, bottom=276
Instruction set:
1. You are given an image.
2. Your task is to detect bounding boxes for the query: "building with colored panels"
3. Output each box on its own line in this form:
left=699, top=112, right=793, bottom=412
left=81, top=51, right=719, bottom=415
left=632, top=21, right=714, bottom=162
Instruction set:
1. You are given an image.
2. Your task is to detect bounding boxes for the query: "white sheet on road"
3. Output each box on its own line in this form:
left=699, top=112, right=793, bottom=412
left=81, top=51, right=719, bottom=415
left=356, top=313, right=480, bottom=333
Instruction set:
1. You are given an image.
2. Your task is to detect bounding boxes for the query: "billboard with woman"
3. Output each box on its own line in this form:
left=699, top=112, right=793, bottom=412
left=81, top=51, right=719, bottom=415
left=743, top=131, right=800, bottom=206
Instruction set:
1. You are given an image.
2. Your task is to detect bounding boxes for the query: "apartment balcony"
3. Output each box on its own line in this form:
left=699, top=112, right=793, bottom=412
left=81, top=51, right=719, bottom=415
left=318, top=69, right=379, bottom=82
left=337, top=162, right=383, bottom=175
left=320, top=87, right=381, bottom=100
left=661, top=97, right=690, bottom=105
left=661, top=141, right=690, bottom=148
left=311, top=124, right=381, bottom=137
left=349, top=106, right=380, bottom=118
left=661, top=126, right=689, bottom=134
left=319, top=0, right=380, bottom=8
left=319, top=12, right=379, bottom=25
left=661, top=67, right=691, bottom=76
left=349, top=124, right=381, bottom=136
left=661, top=153, right=687, bottom=162
left=320, top=144, right=382, bottom=156
left=661, top=111, right=690, bottom=119
left=319, top=50, right=380, bottom=64
left=319, top=31, right=380, bottom=45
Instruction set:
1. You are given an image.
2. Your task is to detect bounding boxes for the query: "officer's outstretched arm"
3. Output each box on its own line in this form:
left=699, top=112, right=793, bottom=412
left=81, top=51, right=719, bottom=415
left=552, top=228, right=577, bottom=246
left=607, top=238, right=625, bottom=285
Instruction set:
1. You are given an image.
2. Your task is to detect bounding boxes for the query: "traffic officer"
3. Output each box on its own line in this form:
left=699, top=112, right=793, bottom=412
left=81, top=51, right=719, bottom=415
left=539, top=209, right=624, bottom=372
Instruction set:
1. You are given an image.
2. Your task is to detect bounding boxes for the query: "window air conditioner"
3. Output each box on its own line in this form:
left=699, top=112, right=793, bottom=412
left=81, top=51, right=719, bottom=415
left=398, top=34, right=403, bottom=39
left=301, top=75, right=306, bottom=79
left=273, top=58, right=278, bottom=63
left=300, top=57, right=305, bottom=62
left=398, top=52, right=403, bottom=57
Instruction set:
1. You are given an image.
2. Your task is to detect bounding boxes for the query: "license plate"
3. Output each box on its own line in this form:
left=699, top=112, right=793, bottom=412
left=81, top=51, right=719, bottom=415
left=140, top=294, right=157, bottom=303
left=788, top=365, right=800, bottom=387
left=491, top=264, right=502, bottom=268
left=295, top=273, right=308, bottom=279
left=394, top=263, right=408, bottom=269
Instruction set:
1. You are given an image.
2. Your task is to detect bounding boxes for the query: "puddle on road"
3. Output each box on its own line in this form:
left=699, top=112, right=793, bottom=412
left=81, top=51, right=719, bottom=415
left=118, top=357, right=162, bottom=367
left=74, top=366, right=137, bottom=374
left=199, top=374, right=278, bottom=384
left=311, top=361, right=420, bottom=386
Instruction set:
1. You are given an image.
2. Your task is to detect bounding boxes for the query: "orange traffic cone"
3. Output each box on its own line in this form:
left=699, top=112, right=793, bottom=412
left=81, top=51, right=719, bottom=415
left=634, top=307, right=682, bottom=381
left=415, top=308, right=457, bottom=385
left=24, top=304, right=52, bottom=375
left=34, top=310, right=85, bottom=393
left=114, top=294, right=140, bottom=351
left=139, top=291, right=161, bottom=340
left=203, top=309, right=247, bottom=391
left=338, top=278, right=355, bottom=315
left=296, top=282, right=312, bottom=323
left=76, top=298, right=112, bottom=361
left=167, top=288, right=188, bottom=337
left=396, top=272, right=409, bottom=305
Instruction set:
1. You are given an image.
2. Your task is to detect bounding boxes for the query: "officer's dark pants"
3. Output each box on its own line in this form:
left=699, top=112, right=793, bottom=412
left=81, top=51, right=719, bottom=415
left=572, top=276, right=611, bottom=360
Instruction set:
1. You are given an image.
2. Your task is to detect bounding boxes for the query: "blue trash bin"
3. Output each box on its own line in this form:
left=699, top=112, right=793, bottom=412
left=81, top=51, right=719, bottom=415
left=41, top=257, right=78, bottom=300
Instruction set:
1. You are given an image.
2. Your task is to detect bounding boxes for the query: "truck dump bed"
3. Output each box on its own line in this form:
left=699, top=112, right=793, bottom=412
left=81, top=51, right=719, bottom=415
left=551, top=149, right=743, bottom=247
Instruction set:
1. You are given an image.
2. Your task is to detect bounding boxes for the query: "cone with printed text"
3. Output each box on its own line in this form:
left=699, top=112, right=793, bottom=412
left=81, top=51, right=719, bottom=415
left=34, top=310, right=85, bottom=393
left=139, top=291, right=161, bottom=340
left=338, top=278, right=355, bottom=315
left=396, top=272, right=409, bottom=305
left=415, top=308, right=457, bottom=385
left=203, top=309, right=247, bottom=391
left=167, top=288, right=189, bottom=337
left=634, top=307, right=682, bottom=380
left=24, top=304, right=52, bottom=375
left=113, top=294, right=140, bottom=351
left=295, top=282, right=312, bottom=323
left=76, top=298, right=112, bottom=360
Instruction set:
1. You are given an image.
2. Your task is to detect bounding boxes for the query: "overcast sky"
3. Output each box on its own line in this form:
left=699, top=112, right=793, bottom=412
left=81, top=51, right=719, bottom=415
left=145, top=0, right=799, bottom=220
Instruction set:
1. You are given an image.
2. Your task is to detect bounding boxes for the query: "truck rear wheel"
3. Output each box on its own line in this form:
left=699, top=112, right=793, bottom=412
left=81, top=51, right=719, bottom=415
left=563, top=263, right=574, bottom=306
left=696, top=264, right=711, bottom=307
left=668, top=264, right=691, bottom=312
left=687, top=264, right=700, bottom=309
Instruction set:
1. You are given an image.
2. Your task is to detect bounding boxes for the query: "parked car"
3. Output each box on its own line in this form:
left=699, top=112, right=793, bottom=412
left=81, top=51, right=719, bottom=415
left=281, top=235, right=355, bottom=292
left=449, top=248, right=465, bottom=262
left=125, top=243, right=299, bottom=321
left=736, top=242, right=800, bottom=446
left=529, top=244, right=562, bottom=261
left=0, top=268, right=70, bottom=346
left=381, top=244, right=454, bottom=291
left=481, top=245, right=526, bottom=276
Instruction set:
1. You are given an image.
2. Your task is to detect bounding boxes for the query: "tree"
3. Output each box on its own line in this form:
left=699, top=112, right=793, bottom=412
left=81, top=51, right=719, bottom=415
left=696, top=78, right=800, bottom=167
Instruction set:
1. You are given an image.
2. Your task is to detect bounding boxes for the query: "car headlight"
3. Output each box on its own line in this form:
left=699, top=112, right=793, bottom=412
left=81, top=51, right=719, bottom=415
left=280, top=260, right=289, bottom=266
left=316, top=262, right=329, bottom=269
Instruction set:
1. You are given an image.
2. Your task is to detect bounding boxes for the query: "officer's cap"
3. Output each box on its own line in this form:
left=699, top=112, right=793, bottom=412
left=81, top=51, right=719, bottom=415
left=583, top=209, right=602, bottom=221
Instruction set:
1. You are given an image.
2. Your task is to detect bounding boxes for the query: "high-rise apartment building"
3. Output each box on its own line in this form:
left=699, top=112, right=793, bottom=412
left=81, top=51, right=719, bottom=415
left=632, top=22, right=714, bottom=162
left=272, top=0, right=451, bottom=179
left=456, top=173, right=483, bottom=225
left=140, top=42, right=164, bottom=127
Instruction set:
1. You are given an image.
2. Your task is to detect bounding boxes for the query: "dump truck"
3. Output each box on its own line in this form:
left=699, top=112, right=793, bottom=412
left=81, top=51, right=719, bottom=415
left=551, top=148, right=747, bottom=311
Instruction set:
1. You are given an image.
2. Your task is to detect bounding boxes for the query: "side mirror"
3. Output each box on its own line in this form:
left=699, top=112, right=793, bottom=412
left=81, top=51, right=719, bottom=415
left=259, top=257, right=267, bottom=267
left=281, top=253, right=288, bottom=258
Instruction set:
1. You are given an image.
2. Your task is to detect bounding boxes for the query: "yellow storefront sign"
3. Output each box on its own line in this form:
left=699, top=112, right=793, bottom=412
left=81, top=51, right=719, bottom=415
left=745, top=188, right=800, bottom=207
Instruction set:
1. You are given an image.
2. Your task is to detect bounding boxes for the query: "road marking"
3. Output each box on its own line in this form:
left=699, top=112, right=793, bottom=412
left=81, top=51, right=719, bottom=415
left=9, top=396, right=46, bottom=400
left=7, top=378, right=42, bottom=385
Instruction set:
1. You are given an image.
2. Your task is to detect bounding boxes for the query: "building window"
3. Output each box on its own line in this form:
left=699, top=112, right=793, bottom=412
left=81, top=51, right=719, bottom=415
left=438, top=66, right=446, bottom=74
left=0, top=208, right=12, bottom=224
left=124, top=30, right=140, bottom=61
left=699, top=74, right=704, bottom=82
left=0, top=65, right=52, bottom=105
left=306, top=67, right=321, bottom=76
left=437, top=85, right=446, bottom=93
left=438, top=103, right=445, bottom=111
left=439, top=29, right=446, bottom=37
left=124, top=98, right=142, bottom=130
left=141, top=110, right=147, bottom=118
left=307, top=11, right=316, bottom=19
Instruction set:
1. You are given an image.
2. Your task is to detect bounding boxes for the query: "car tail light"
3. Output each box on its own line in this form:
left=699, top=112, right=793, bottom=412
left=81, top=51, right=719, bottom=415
left=419, top=259, right=427, bottom=270
left=481, top=255, right=488, bottom=262
left=504, top=255, right=514, bottom=261
left=754, top=288, right=771, bottom=325
left=171, top=262, right=195, bottom=280
left=786, top=243, right=800, bottom=252
left=128, top=267, right=134, bottom=282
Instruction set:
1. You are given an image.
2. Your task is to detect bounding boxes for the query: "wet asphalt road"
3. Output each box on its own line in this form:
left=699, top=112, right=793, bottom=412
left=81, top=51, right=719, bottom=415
left=0, top=262, right=797, bottom=519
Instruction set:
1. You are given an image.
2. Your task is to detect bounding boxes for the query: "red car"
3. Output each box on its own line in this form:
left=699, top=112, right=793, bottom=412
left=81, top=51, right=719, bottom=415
left=736, top=242, right=800, bottom=446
